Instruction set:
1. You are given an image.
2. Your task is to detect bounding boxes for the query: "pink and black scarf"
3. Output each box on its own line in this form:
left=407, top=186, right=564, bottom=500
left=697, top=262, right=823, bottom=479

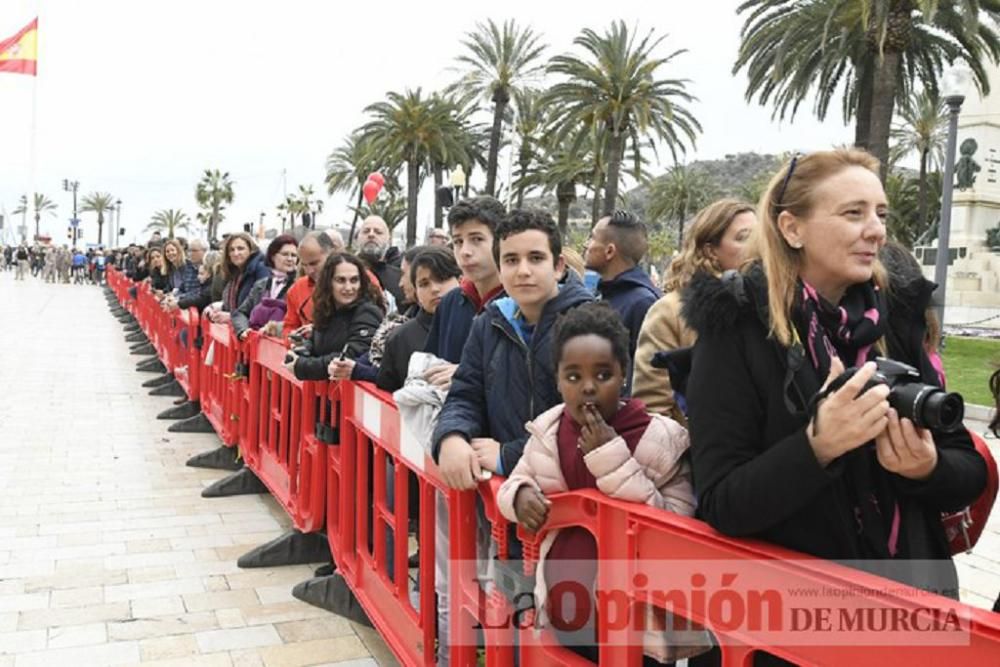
left=794, top=279, right=903, bottom=559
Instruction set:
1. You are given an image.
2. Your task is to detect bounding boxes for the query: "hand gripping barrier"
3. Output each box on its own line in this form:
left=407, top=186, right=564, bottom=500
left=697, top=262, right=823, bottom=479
left=107, top=274, right=1000, bottom=666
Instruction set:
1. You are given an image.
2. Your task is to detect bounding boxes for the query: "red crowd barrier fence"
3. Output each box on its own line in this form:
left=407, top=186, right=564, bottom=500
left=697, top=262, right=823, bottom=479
left=109, top=271, right=1000, bottom=667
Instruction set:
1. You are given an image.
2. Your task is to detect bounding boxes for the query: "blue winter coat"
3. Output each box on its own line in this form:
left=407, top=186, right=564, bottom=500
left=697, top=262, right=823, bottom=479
left=597, top=266, right=662, bottom=390
left=222, top=251, right=270, bottom=312
left=423, top=285, right=503, bottom=364
left=431, top=278, right=594, bottom=474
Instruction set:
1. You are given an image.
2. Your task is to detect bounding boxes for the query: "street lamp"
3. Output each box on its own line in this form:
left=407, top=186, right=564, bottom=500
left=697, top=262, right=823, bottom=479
left=114, top=199, right=122, bottom=248
left=933, top=66, right=969, bottom=331
left=62, top=179, right=80, bottom=247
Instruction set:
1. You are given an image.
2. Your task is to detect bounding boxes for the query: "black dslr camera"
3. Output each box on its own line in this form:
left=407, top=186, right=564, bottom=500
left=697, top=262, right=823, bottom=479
left=824, top=358, right=964, bottom=432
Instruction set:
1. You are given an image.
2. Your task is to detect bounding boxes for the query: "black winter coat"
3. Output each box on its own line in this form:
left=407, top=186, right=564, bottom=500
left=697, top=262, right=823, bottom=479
left=682, top=266, right=986, bottom=599
left=293, top=299, right=384, bottom=381
left=370, top=246, right=405, bottom=308
left=376, top=308, right=433, bottom=393
left=432, top=279, right=594, bottom=474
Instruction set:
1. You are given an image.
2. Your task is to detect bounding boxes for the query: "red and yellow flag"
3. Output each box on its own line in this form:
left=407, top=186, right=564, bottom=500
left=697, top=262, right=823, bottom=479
left=0, top=18, right=38, bottom=76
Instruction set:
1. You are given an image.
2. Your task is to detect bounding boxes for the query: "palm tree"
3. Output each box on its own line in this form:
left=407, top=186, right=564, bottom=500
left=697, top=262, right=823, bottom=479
left=11, top=194, right=29, bottom=242
left=292, top=185, right=324, bottom=229
left=80, top=192, right=115, bottom=245
left=19, top=193, right=58, bottom=241
left=512, top=90, right=547, bottom=209
left=145, top=209, right=192, bottom=239
left=360, top=89, right=467, bottom=247
left=451, top=19, right=547, bottom=197
left=890, top=88, right=948, bottom=233
left=646, top=166, right=720, bottom=246
left=195, top=169, right=234, bottom=241
left=734, top=0, right=1000, bottom=179
left=545, top=21, right=702, bottom=217
left=326, top=133, right=398, bottom=235
left=349, top=193, right=409, bottom=232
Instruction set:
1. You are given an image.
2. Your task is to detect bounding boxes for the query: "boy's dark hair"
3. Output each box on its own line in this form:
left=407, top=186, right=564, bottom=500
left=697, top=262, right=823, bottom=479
left=606, top=209, right=649, bottom=265
left=553, top=301, right=630, bottom=372
left=402, top=244, right=429, bottom=266
left=410, top=246, right=462, bottom=285
left=493, top=208, right=562, bottom=267
left=447, top=196, right=506, bottom=234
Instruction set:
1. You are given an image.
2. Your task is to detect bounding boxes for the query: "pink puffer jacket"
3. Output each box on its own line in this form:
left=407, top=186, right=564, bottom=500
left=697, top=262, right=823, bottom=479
left=497, top=404, right=708, bottom=662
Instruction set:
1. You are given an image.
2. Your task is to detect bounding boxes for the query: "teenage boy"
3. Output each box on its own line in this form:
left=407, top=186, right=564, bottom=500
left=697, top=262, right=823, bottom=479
left=422, top=196, right=507, bottom=389
left=432, top=208, right=594, bottom=487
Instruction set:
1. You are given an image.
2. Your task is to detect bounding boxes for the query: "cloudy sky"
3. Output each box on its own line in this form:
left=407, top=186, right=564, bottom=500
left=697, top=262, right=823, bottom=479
left=0, top=0, right=863, bottom=246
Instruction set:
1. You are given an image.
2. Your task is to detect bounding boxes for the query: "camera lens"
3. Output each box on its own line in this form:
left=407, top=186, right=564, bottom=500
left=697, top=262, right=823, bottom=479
left=890, top=383, right=964, bottom=432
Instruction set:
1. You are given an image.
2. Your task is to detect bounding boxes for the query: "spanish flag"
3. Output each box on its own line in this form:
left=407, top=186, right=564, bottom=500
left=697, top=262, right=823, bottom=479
left=0, top=18, right=38, bottom=76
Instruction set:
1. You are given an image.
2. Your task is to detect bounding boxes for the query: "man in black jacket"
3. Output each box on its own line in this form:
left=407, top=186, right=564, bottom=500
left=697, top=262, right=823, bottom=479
left=356, top=216, right=405, bottom=307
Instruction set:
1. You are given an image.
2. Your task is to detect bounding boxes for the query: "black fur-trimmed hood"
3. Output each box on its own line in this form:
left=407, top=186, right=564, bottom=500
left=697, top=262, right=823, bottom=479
left=681, top=264, right=767, bottom=337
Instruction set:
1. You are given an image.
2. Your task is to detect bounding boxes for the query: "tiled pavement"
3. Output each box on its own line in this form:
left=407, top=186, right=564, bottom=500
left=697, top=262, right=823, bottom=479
left=0, top=271, right=396, bottom=666
left=2, top=269, right=999, bottom=665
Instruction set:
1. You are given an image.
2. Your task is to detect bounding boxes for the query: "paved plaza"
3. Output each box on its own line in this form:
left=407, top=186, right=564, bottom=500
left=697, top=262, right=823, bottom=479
left=0, top=271, right=998, bottom=665
left=0, top=272, right=394, bottom=665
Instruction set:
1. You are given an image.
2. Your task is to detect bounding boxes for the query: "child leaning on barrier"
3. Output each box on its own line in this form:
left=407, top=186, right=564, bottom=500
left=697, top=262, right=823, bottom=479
left=496, top=301, right=705, bottom=664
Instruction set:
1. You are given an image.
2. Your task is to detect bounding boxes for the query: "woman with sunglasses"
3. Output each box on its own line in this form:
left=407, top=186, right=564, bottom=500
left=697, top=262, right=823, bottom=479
left=682, top=149, right=986, bottom=613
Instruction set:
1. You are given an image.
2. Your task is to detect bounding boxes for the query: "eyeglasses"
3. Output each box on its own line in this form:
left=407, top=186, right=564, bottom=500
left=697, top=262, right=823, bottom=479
left=775, top=154, right=800, bottom=211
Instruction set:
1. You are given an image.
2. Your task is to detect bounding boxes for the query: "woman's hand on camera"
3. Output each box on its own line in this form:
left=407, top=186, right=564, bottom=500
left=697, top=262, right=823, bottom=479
left=808, top=359, right=891, bottom=467
left=875, top=408, right=937, bottom=480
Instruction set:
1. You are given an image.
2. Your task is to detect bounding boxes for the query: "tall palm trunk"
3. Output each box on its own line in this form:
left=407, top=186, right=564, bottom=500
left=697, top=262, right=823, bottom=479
left=677, top=205, right=688, bottom=248
left=516, top=144, right=532, bottom=209
left=917, top=148, right=929, bottom=236
left=854, top=58, right=874, bottom=150
left=433, top=164, right=444, bottom=229
left=591, top=174, right=604, bottom=227
left=556, top=181, right=575, bottom=238
left=868, top=49, right=902, bottom=182
left=348, top=188, right=365, bottom=247
left=34, top=213, right=40, bottom=240
left=406, top=159, right=420, bottom=248
left=485, top=88, right=510, bottom=196
left=97, top=214, right=104, bottom=245
left=602, top=129, right=625, bottom=217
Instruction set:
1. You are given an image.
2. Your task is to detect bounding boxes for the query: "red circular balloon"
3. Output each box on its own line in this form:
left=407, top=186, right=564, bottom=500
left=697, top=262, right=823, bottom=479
left=363, top=179, right=380, bottom=205
left=368, top=172, right=386, bottom=187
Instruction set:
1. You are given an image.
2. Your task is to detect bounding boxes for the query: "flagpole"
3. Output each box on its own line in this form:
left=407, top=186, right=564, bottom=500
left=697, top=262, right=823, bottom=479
left=28, top=15, right=39, bottom=243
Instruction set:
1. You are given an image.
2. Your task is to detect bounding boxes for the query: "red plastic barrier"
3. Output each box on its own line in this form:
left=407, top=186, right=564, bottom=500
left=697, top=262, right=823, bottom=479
left=198, top=317, right=242, bottom=447
left=240, top=332, right=328, bottom=533
left=106, top=273, right=1000, bottom=666
left=171, top=307, right=201, bottom=402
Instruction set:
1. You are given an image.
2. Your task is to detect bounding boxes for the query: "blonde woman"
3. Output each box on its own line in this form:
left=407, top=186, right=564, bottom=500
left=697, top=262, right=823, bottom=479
left=683, top=149, right=985, bottom=600
left=632, top=199, right=755, bottom=423
left=162, top=239, right=200, bottom=300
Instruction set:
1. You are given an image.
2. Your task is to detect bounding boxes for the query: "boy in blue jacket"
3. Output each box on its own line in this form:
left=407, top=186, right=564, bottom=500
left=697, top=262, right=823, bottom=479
left=432, top=208, right=594, bottom=488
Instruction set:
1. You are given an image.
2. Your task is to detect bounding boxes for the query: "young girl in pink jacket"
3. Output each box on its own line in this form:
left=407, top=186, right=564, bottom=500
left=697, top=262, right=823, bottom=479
left=496, top=302, right=701, bottom=664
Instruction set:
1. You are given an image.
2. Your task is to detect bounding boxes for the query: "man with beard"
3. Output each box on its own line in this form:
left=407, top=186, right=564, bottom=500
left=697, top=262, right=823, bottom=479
left=355, top=216, right=405, bottom=307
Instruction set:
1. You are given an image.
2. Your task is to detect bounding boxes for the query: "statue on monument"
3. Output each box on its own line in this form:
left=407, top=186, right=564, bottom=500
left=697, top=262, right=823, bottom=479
left=955, top=138, right=981, bottom=189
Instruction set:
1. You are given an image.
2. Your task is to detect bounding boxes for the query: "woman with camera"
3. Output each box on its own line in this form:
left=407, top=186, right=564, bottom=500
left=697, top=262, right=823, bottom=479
left=287, top=252, right=384, bottom=381
left=683, top=149, right=986, bottom=604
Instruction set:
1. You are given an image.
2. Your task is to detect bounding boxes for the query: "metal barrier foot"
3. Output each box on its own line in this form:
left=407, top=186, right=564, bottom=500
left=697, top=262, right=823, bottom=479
left=117, top=314, right=136, bottom=324
left=149, top=380, right=186, bottom=397
left=129, top=340, right=151, bottom=352
left=136, top=358, right=167, bottom=373
left=291, top=573, right=373, bottom=627
left=201, top=467, right=267, bottom=498
left=158, top=401, right=202, bottom=421
left=236, top=530, right=330, bottom=569
left=123, top=323, right=141, bottom=334
left=125, top=332, right=148, bottom=343
left=173, top=415, right=220, bottom=437
left=142, top=373, right=175, bottom=388
left=131, top=343, right=156, bottom=356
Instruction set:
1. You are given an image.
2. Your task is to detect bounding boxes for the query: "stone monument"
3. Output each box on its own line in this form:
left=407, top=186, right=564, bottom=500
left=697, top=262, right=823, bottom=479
left=915, top=68, right=1000, bottom=326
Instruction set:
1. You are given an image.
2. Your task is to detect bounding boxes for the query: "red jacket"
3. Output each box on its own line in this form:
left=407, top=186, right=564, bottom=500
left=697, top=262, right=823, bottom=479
left=282, top=276, right=315, bottom=335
